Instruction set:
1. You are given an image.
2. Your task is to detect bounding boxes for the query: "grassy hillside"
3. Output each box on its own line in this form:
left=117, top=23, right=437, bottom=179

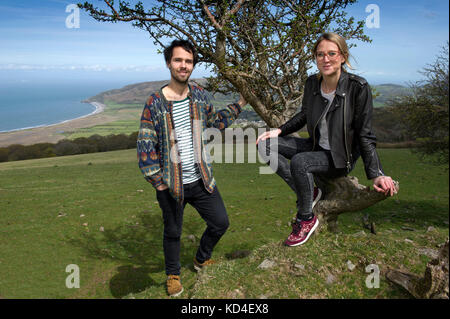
left=64, top=79, right=241, bottom=139
left=67, top=80, right=410, bottom=140
left=85, top=79, right=409, bottom=109
left=372, top=84, right=412, bottom=108
left=0, top=148, right=447, bottom=299
left=63, top=100, right=142, bottom=139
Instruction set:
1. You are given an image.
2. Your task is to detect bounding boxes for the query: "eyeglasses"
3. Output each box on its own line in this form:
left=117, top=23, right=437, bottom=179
left=315, top=51, right=341, bottom=60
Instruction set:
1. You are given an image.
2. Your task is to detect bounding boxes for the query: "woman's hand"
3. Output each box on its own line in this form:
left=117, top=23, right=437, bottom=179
left=373, top=176, right=397, bottom=196
left=256, top=128, right=281, bottom=145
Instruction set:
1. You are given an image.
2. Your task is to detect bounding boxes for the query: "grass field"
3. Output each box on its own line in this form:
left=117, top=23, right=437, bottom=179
left=62, top=101, right=142, bottom=139
left=0, top=147, right=448, bottom=299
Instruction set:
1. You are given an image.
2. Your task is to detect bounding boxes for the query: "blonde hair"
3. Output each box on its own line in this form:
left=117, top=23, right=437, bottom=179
left=313, top=32, right=353, bottom=70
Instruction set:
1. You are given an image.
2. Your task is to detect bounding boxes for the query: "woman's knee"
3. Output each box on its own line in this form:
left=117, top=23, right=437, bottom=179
left=257, top=138, right=274, bottom=162
left=290, top=153, right=309, bottom=174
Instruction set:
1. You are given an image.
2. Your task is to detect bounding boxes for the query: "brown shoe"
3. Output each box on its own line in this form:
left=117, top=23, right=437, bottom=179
left=193, top=258, right=216, bottom=271
left=166, top=275, right=183, bottom=297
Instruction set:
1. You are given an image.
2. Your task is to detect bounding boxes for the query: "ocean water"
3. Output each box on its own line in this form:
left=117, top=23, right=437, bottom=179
left=0, top=82, right=117, bottom=133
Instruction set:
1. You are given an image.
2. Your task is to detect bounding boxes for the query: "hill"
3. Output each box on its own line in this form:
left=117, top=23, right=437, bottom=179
left=86, top=79, right=410, bottom=108
left=0, top=148, right=448, bottom=298
left=0, top=80, right=412, bottom=148
left=85, top=78, right=213, bottom=105
left=83, top=80, right=411, bottom=133
left=85, top=80, right=168, bottom=104
left=82, top=80, right=412, bottom=142
left=85, top=79, right=410, bottom=114
left=372, top=84, right=412, bottom=107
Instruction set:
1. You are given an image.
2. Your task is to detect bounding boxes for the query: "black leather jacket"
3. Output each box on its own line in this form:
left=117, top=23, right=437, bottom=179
left=279, top=70, right=385, bottom=180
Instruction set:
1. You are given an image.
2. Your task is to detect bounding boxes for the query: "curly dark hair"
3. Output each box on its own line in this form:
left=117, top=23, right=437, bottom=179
left=163, top=39, right=198, bottom=66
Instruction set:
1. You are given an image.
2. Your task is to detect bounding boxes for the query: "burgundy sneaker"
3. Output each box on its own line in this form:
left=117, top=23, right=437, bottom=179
left=284, top=216, right=319, bottom=247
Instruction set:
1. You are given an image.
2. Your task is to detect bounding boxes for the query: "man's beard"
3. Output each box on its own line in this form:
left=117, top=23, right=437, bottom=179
left=170, top=68, right=191, bottom=85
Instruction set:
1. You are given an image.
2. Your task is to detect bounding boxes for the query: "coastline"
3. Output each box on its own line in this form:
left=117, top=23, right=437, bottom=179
left=0, top=102, right=105, bottom=134
left=0, top=102, right=115, bottom=147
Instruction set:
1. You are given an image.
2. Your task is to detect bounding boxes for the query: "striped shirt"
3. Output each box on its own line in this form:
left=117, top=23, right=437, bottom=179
left=172, top=98, right=201, bottom=184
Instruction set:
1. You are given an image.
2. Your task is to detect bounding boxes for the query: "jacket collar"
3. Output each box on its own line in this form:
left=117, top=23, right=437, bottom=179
left=158, top=83, right=193, bottom=104
left=158, top=83, right=193, bottom=113
left=313, top=70, right=349, bottom=98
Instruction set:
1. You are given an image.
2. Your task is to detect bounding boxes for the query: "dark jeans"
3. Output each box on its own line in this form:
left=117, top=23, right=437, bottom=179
left=156, top=179, right=229, bottom=275
left=258, top=136, right=349, bottom=219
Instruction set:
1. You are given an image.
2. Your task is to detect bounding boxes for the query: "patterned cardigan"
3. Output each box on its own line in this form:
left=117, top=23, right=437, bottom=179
left=137, top=83, right=242, bottom=202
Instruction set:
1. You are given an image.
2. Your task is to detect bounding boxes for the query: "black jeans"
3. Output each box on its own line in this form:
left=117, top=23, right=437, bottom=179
left=258, top=136, right=349, bottom=219
left=156, top=179, right=229, bottom=275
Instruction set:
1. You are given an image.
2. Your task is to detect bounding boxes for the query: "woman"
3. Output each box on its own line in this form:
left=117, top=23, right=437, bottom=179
left=256, top=32, right=397, bottom=247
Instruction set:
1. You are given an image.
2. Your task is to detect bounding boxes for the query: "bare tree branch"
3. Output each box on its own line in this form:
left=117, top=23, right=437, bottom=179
left=79, top=0, right=370, bottom=127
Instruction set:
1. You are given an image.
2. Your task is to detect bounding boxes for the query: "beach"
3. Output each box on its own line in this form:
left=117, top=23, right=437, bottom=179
left=0, top=102, right=113, bottom=147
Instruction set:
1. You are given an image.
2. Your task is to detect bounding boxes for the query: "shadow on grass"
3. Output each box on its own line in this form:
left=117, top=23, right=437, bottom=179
left=69, top=198, right=447, bottom=298
left=70, top=209, right=203, bottom=298
left=109, top=265, right=158, bottom=298
left=361, top=199, right=449, bottom=229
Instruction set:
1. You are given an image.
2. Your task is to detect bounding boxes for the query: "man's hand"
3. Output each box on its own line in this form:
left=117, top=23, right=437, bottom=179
left=373, top=176, right=397, bottom=196
left=256, top=128, right=281, bottom=145
left=156, top=184, right=169, bottom=191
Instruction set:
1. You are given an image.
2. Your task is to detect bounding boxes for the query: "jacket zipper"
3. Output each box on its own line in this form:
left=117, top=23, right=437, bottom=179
left=191, top=100, right=209, bottom=191
left=373, top=148, right=384, bottom=176
left=312, top=96, right=332, bottom=150
left=168, top=101, right=184, bottom=202
left=343, top=94, right=351, bottom=172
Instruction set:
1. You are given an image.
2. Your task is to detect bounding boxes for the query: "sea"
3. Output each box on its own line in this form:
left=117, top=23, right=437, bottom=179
left=0, top=81, right=121, bottom=133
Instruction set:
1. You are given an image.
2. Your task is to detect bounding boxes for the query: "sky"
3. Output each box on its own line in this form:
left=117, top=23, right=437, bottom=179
left=0, top=0, right=448, bottom=87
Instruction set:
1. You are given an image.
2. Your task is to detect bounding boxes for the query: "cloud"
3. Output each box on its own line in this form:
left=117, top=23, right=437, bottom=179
left=0, top=63, right=164, bottom=72
left=422, top=9, right=439, bottom=20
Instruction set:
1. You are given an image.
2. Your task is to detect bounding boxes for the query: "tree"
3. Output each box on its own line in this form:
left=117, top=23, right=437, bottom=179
left=105, top=133, right=133, bottom=151
left=54, top=140, right=82, bottom=156
left=6, top=144, right=26, bottom=161
left=73, top=137, right=99, bottom=153
left=79, top=0, right=370, bottom=127
left=88, top=134, right=109, bottom=152
left=80, top=1, right=397, bottom=231
left=0, top=147, right=9, bottom=162
left=386, top=238, right=449, bottom=299
left=388, top=43, right=449, bottom=165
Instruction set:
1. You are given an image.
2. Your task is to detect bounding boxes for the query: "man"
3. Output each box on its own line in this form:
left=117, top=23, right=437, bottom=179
left=137, top=39, right=246, bottom=297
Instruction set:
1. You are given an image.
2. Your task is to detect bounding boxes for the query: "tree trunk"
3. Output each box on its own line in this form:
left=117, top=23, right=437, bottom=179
left=312, top=175, right=400, bottom=233
left=385, top=238, right=449, bottom=299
